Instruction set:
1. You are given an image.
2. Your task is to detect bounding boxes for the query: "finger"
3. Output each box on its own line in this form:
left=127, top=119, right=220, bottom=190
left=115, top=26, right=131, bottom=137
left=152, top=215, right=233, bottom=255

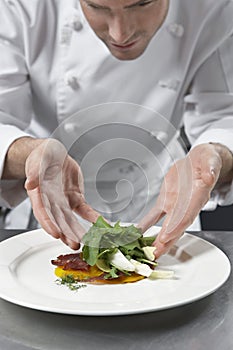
left=74, top=200, right=101, bottom=223
left=137, top=204, right=165, bottom=233
left=158, top=188, right=208, bottom=245
left=50, top=204, right=85, bottom=243
left=153, top=235, right=182, bottom=259
left=27, top=188, right=62, bottom=238
left=25, top=177, right=39, bottom=191
left=60, top=233, right=80, bottom=251
left=25, top=166, right=43, bottom=191
left=62, top=206, right=87, bottom=239
left=25, top=150, right=47, bottom=191
left=190, top=145, right=221, bottom=187
left=159, top=157, right=215, bottom=245
left=200, top=155, right=221, bottom=187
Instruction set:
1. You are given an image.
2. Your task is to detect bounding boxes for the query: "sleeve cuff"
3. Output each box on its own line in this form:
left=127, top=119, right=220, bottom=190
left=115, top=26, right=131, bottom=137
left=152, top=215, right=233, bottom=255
left=191, top=128, right=233, bottom=209
left=191, top=128, right=233, bottom=153
left=0, top=179, right=28, bottom=207
left=202, top=181, right=233, bottom=210
left=0, top=124, right=32, bottom=207
left=0, top=124, right=31, bottom=178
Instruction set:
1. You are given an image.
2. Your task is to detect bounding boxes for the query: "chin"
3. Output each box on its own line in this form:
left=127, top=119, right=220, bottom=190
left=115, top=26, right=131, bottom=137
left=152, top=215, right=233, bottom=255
left=112, top=52, right=142, bottom=61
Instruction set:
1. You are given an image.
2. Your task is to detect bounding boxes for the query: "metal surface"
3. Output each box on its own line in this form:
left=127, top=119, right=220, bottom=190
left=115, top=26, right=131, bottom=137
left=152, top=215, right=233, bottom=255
left=0, top=229, right=232, bottom=350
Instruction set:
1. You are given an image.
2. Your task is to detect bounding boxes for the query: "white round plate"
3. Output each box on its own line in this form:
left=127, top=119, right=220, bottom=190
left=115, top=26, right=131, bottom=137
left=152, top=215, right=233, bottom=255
left=0, top=228, right=231, bottom=316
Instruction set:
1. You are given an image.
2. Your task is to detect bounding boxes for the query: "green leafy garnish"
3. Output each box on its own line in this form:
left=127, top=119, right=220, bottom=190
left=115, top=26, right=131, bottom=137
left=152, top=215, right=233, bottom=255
left=82, top=216, right=143, bottom=266
left=139, top=236, right=157, bottom=247
left=104, top=266, right=119, bottom=279
left=82, top=216, right=157, bottom=279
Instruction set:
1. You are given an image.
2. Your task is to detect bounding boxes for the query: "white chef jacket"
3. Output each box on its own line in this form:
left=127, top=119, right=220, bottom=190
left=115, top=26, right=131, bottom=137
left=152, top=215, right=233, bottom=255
left=0, top=0, right=233, bottom=228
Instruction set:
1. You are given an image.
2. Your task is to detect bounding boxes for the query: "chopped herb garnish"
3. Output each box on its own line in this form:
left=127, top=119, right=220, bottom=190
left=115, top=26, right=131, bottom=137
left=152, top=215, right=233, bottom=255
left=56, top=274, right=87, bottom=291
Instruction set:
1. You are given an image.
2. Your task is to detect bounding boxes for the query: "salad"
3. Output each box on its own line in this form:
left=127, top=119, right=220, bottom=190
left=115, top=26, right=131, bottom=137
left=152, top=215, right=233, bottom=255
left=52, top=216, right=174, bottom=289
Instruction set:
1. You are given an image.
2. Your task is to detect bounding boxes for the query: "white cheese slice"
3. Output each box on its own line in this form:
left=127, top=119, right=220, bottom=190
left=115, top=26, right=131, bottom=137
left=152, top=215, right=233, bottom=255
left=142, top=246, right=156, bottom=261
left=109, top=249, right=135, bottom=271
left=130, top=259, right=152, bottom=277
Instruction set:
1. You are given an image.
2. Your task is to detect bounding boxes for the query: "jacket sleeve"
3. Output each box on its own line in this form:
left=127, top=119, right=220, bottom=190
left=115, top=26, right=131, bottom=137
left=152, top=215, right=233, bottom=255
left=183, top=34, right=233, bottom=209
left=0, top=0, right=33, bottom=207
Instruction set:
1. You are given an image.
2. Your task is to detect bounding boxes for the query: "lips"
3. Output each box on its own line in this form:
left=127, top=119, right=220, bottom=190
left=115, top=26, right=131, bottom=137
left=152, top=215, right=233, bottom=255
left=110, top=40, right=138, bottom=50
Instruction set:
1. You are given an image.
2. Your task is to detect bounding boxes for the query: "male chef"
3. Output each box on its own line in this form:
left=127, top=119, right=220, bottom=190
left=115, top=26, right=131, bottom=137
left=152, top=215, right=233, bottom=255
left=0, top=0, right=233, bottom=257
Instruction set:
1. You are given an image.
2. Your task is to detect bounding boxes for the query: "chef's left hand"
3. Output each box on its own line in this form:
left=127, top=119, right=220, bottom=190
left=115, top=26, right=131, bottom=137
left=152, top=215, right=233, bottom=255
left=138, top=143, right=233, bottom=258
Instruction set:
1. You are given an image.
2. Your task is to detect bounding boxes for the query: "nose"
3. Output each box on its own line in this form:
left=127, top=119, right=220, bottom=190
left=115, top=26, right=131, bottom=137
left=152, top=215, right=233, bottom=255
left=108, top=14, right=134, bottom=44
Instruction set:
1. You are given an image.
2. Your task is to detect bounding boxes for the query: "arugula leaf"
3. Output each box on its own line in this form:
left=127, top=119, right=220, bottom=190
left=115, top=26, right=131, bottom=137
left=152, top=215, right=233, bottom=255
left=82, top=218, right=115, bottom=265
left=82, top=228, right=107, bottom=266
left=94, top=216, right=112, bottom=228
left=104, top=266, right=119, bottom=279
left=121, top=239, right=141, bottom=251
left=139, top=235, right=156, bottom=247
left=97, top=248, right=114, bottom=259
left=100, top=224, right=142, bottom=248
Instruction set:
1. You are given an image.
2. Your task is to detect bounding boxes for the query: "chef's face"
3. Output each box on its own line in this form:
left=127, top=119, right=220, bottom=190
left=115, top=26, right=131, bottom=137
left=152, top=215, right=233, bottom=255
left=80, top=0, right=169, bottom=60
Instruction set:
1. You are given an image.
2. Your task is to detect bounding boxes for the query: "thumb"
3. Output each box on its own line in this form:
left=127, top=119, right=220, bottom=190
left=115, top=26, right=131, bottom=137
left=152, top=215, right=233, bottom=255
left=25, top=151, right=46, bottom=191
left=202, top=158, right=221, bottom=188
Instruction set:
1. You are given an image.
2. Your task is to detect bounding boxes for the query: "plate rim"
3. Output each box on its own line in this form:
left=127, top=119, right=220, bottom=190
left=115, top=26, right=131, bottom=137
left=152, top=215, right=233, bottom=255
left=0, top=228, right=231, bottom=316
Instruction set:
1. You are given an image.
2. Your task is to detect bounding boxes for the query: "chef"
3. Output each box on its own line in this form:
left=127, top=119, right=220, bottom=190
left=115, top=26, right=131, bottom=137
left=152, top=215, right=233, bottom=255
left=0, top=0, right=233, bottom=257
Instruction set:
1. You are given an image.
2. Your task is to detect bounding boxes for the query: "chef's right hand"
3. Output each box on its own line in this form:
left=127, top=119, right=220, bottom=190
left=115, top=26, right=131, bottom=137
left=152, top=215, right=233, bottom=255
left=25, top=138, right=100, bottom=249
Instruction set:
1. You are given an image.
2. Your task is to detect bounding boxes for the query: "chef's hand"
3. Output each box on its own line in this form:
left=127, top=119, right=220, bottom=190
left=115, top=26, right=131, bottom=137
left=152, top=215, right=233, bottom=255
left=25, top=139, right=100, bottom=249
left=138, top=143, right=233, bottom=258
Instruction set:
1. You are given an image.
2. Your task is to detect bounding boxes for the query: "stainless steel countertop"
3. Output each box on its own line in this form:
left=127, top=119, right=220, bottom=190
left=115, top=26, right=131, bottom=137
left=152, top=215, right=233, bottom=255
left=0, top=229, right=232, bottom=350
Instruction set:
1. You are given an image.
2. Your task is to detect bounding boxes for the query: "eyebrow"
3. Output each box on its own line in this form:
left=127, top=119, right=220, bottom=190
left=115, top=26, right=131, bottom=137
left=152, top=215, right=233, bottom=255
left=83, top=0, right=157, bottom=10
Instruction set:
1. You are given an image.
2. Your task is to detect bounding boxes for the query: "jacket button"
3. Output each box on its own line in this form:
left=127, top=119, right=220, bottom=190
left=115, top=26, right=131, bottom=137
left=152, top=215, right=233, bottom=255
left=159, top=79, right=180, bottom=91
left=64, top=74, right=79, bottom=89
left=72, top=17, right=83, bottom=31
left=64, top=123, right=77, bottom=132
left=65, top=14, right=83, bottom=31
left=167, top=23, right=184, bottom=37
